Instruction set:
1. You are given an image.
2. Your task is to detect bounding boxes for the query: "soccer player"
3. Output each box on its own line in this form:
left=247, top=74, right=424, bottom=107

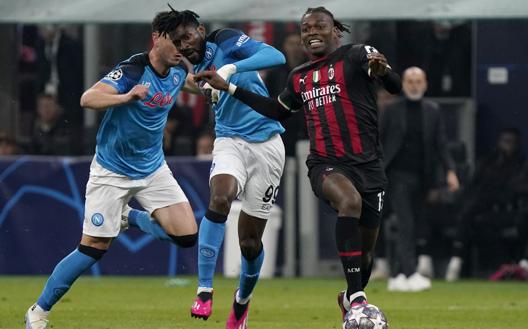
left=194, top=6, right=401, bottom=321
left=25, top=11, right=199, bottom=329
left=168, top=9, right=286, bottom=328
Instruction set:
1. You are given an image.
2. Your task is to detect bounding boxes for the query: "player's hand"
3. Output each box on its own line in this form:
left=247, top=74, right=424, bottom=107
left=194, top=71, right=230, bottom=91
left=367, top=52, right=391, bottom=77
left=126, top=84, right=150, bottom=101
left=201, top=82, right=220, bottom=104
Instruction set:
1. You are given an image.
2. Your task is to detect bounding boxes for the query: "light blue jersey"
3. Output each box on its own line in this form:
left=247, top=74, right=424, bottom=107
left=96, top=52, right=187, bottom=179
left=194, top=29, right=285, bottom=142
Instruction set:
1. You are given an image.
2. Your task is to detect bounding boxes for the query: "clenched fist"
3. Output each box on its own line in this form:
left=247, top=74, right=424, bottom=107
left=367, top=52, right=391, bottom=77
left=127, top=84, right=150, bottom=101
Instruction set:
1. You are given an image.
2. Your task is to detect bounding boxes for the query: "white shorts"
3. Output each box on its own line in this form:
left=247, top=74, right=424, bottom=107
left=83, top=158, right=188, bottom=238
left=210, top=134, right=285, bottom=219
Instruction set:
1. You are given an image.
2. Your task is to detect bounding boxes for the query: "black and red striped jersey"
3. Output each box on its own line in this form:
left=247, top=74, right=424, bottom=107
left=278, top=44, right=383, bottom=165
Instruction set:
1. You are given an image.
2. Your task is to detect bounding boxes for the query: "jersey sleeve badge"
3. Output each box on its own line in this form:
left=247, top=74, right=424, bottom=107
left=105, top=68, right=123, bottom=81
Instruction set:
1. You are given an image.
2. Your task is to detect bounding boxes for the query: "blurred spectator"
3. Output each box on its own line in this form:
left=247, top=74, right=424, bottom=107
left=195, top=130, right=215, bottom=159
left=396, top=21, right=471, bottom=97
left=18, top=26, right=40, bottom=136
left=30, top=94, right=71, bottom=155
left=369, top=88, right=399, bottom=281
left=376, top=88, right=398, bottom=116
left=446, top=127, right=526, bottom=281
left=36, top=25, right=84, bottom=154
left=380, top=67, right=459, bottom=291
left=425, top=21, right=471, bottom=96
left=516, top=163, right=528, bottom=275
left=0, top=133, right=19, bottom=156
left=265, top=33, right=307, bottom=156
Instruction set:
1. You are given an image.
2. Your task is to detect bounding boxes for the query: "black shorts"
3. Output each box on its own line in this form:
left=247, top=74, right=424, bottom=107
left=307, top=157, right=387, bottom=229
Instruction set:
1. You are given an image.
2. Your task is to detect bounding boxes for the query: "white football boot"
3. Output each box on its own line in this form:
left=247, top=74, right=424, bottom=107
left=25, top=304, right=49, bottom=329
left=407, top=272, right=432, bottom=291
left=387, top=273, right=410, bottom=292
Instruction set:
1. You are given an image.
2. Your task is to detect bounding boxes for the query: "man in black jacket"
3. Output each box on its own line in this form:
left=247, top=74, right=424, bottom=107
left=380, top=66, right=459, bottom=291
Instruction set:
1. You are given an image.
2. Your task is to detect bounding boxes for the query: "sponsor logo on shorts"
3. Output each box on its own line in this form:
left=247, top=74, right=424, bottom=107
left=200, top=247, right=216, bottom=258
left=261, top=204, right=272, bottom=211
left=91, top=213, right=104, bottom=226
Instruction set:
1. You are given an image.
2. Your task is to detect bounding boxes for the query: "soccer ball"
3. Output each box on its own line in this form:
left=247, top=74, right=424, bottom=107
left=342, top=303, right=388, bottom=329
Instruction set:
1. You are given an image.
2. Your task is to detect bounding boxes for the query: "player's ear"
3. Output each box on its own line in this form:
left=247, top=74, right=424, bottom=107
left=197, top=24, right=206, bottom=38
left=152, top=31, right=160, bottom=44
left=333, top=26, right=342, bottom=39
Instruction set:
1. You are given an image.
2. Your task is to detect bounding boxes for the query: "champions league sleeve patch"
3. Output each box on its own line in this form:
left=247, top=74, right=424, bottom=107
left=105, top=68, right=123, bottom=81
left=364, top=45, right=379, bottom=54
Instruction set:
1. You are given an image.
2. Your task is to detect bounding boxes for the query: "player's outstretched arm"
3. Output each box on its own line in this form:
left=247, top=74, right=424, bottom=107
left=80, top=82, right=149, bottom=110
left=233, top=44, right=285, bottom=73
left=213, top=29, right=286, bottom=82
left=207, top=44, right=286, bottom=94
left=194, top=71, right=293, bottom=121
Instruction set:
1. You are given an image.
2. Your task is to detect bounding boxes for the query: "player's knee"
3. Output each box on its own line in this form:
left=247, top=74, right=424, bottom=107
left=209, top=194, right=234, bottom=215
left=168, top=233, right=198, bottom=248
left=337, top=195, right=362, bottom=217
left=78, top=244, right=107, bottom=260
left=239, top=238, right=262, bottom=261
left=80, top=235, right=112, bottom=251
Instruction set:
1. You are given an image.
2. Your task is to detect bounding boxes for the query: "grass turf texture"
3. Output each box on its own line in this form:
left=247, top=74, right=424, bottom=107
left=1, top=277, right=526, bottom=329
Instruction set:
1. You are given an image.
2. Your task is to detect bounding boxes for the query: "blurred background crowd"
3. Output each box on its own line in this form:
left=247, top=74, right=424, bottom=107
left=0, top=16, right=527, bottom=283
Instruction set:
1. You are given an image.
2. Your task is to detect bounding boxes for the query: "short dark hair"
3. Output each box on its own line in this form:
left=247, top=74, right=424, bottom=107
left=152, top=6, right=200, bottom=36
left=152, top=8, right=200, bottom=36
left=303, top=6, right=351, bottom=36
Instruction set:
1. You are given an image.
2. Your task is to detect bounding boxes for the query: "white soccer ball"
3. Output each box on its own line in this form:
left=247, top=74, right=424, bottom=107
left=342, top=303, right=388, bottom=329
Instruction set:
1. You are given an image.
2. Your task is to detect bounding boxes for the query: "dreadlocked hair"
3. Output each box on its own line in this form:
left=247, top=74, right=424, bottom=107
left=151, top=5, right=200, bottom=36
left=303, top=6, right=351, bottom=36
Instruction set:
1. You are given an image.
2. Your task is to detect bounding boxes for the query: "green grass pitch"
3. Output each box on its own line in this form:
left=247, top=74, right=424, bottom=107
left=1, top=276, right=527, bottom=328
